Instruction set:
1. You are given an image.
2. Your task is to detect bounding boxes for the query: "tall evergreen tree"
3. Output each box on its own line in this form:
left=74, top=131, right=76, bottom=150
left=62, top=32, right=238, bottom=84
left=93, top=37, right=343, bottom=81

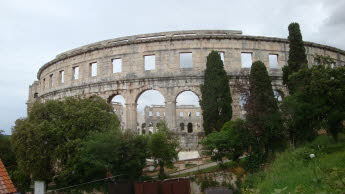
left=283, top=22, right=308, bottom=93
left=201, top=51, right=232, bottom=135
left=246, top=61, right=284, bottom=152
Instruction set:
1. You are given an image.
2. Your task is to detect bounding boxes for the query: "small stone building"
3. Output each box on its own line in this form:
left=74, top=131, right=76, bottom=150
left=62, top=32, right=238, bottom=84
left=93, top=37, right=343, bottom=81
left=142, top=105, right=202, bottom=134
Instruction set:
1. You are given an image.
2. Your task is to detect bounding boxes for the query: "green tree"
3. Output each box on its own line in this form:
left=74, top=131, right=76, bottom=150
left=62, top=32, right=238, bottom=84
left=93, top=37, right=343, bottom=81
left=202, top=119, right=253, bottom=164
left=12, top=96, right=120, bottom=183
left=282, top=62, right=345, bottom=143
left=0, top=130, right=16, bottom=170
left=201, top=51, right=232, bottom=134
left=246, top=61, right=285, bottom=153
left=56, top=130, right=149, bottom=186
left=148, top=121, right=179, bottom=179
left=283, top=22, right=308, bottom=93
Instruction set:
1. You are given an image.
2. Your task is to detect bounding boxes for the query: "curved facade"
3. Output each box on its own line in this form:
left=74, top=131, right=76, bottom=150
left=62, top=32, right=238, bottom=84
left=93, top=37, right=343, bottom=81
left=28, top=30, right=345, bottom=133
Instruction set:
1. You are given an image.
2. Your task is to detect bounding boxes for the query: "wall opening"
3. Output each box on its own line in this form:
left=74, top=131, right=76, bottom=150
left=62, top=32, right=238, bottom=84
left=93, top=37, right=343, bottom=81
left=112, top=58, right=122, bottom=73
left=49, top=74, right=53, bottom=88
left=180, top=123, right=185, bottom=131
left=137, top=90, right=165, bottom=134
left=273, top=90, right=284, bottom=102
left=42, top=78, right=45, bottom=89
left=187, top=123, right=193, bottom=133
left=269, top=54, right=279, bottom=69
left=109, top=95, right=126, bottom=130
left=176, top=91, right=202, bottom=132
left=180, top=53, right=193, bottom=68
left=59, top=70, right=64, bottom=84
left=218, top=51, right=225, bottom=62
left=90, top=62, right=97, bottom=77
left=73, top=66, right=79, bottom=80
left=241, top=53, right=252, bottom=68
left=144, top=55, right=155, bottom=70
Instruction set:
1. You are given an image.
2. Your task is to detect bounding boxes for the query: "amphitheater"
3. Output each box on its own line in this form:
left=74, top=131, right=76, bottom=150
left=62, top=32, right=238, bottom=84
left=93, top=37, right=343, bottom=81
left=28, top=30, right=345, bottom=148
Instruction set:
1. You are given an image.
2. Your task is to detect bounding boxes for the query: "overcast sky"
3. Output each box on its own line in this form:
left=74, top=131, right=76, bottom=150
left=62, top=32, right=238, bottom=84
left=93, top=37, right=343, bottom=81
left=1, top=0, right=345, bottom=134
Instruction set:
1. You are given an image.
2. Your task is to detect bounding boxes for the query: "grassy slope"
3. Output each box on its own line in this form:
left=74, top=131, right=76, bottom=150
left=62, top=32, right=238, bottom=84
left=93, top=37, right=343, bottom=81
left=244, top=134, right=345, bottom=193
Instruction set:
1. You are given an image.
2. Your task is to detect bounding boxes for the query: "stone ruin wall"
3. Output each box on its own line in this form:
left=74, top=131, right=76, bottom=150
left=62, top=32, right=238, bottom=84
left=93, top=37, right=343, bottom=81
left=28, top=30, right=345, bottom=150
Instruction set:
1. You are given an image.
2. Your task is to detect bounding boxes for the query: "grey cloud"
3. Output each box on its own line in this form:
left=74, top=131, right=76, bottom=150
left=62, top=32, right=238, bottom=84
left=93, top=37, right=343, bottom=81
left=1, top=0, right=345, bottom=134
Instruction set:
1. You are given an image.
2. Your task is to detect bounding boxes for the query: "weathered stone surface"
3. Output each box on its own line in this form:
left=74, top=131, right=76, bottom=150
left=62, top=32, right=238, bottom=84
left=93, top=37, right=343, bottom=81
left=28, top=30, right=345, bottom=135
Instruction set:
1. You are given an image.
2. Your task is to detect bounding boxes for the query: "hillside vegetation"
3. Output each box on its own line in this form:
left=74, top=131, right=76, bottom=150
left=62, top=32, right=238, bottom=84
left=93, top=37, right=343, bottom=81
left=242, top=134, right=345, bottom=193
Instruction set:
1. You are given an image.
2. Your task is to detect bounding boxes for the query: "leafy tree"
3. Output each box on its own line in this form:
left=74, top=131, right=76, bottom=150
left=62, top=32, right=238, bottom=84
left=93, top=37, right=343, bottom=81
left=0, top=130, right=16, bottom=170
left=148, top=121, right=179, bottom=179
left=283, top=22, right=308, bottom=93
left=56, top=130, right=149, bottom=186
left=282, top=62, right=345, bottom=143
left=245, top=61, right=285, bottom=152
left=0, top=130, right=31, bottom=192
left=201, top=51, right=232, bottom=134
left=12, top=96, right=120, bottom=183
left=202, top=119, right=253, bottom=164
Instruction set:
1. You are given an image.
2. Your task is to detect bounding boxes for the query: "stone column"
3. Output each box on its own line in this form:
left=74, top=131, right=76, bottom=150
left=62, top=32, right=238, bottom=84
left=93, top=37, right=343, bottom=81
left=165, top=100, right=177, bottom=131
left=125, top=102, right=137, bottom=132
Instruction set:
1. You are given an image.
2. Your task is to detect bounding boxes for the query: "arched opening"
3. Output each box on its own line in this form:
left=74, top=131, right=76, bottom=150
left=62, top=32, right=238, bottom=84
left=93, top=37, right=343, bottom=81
left=273, top=90, right=284, bottom=102
left=180, top=123, right=185, bottom=131
left=136, top=90, right=165, bottom=133
left=176, top=90, right=202, bottom=132
left=187, top=122, right=193, bottom=133
left=109, top=94, right=126, bottom=130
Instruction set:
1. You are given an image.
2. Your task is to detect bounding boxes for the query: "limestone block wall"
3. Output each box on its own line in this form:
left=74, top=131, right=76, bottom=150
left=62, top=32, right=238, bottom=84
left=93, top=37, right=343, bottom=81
left=28, top=30, right=345, bottom=132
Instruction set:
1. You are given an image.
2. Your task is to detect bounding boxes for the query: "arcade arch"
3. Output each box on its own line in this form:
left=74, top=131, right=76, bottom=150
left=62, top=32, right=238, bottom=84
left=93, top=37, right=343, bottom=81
left=175, top=91, right=202, bottom=133
left=136, top=90, right=165, bottom=134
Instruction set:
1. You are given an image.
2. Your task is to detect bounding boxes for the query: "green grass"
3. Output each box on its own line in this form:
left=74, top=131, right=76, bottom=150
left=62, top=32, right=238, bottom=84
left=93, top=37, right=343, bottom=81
left=243, top=134, right=345, bottom=193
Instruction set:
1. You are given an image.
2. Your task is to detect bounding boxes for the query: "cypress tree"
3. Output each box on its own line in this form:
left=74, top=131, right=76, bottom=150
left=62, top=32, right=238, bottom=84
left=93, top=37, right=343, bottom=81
left=283, top=22, right=308, bottom=93
left=246, top=61, right=284, bottom=152
left=201, top=51, right=232, bottom=135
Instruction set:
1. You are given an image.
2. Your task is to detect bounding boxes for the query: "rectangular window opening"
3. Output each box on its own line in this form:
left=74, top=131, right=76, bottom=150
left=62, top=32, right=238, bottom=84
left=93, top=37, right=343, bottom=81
left=90, top=62, right=97, bottom=77
left=156, top=112, right=160, bottom=117
left=144, top=55, right=155, bottom=70
left=269, top=54, right=279, bottom=69
left=180, top=53, right=193, bottom=68
left=60, top=70, right=64, bottom=83
left=73, top=66, right=79, bottom=80
left=179, top=112, right=184, bottom=117
left=42, top=78, right=46, bottom=89
left=149, top=111, right=153, bottom=117
left=49, top=74, right=53, bottom=88
left=196, top=112, right=200, bottom=117
left=219, top=52, right=225, bottom=62
left=241, top=53, right=253, bottom=68
left=112, top=58, right=122, bottom=73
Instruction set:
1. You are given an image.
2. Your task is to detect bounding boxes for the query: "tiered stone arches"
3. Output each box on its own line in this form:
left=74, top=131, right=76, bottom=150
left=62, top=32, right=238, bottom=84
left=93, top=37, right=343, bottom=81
left=28, top=30, right=345, bottom=133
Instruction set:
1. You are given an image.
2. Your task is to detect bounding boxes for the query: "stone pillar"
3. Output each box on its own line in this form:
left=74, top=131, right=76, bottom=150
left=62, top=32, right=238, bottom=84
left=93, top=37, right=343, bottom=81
left=125, top=103, right=137, bottom=132
left=165, top=100, right=177, bottom=131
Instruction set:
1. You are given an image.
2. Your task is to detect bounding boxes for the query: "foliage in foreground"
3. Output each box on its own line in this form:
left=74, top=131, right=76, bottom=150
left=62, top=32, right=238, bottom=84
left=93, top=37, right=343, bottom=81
left=148, top=121, right=179, bottom=179
left=282, top=63, right=345, bottom=145
left=242, top=135, right=345, bottom=193
left=55, top=130, right=149, bottom=187
left=246, top=61, right=286, bottom=153
left=202, top=119, right=253, bottom=164
left=11, top=96, right=120, bottom=185
left=0, top=131, right=15, bottom=170
left=201, top=51, right=232, bottom=134
left=283, top=22, right=308, bottom=93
